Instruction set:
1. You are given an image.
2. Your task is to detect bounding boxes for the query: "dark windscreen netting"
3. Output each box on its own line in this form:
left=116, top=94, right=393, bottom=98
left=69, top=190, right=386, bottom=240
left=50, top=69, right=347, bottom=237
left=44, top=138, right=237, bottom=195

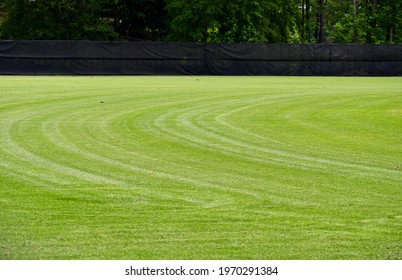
left=205, top=44, right=332, bottom=75
left=0, top=40, right=401, bottom=75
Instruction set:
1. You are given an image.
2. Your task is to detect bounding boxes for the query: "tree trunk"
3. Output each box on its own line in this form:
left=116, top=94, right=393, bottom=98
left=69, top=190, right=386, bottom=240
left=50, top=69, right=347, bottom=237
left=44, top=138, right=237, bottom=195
left=301, top=0, right=305, bottom=43
left=388, top=27, right=394, bottom=43
left=354, top=0, right=358, bottom=43
left=317, top=0, right=325, bottom=43
left=306, top=0, right=310, bottom=43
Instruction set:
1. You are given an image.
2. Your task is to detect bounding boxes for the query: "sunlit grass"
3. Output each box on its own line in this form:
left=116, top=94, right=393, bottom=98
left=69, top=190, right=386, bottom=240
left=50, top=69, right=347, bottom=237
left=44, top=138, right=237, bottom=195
left=0, top=76, right=401, bottom=259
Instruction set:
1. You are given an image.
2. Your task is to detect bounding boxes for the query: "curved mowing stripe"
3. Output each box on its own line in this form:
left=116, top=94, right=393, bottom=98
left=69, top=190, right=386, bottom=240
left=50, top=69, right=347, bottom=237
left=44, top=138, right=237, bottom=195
left=0, top=76, right=401, bottom=260
left=150, top=94, right=401, bottom=180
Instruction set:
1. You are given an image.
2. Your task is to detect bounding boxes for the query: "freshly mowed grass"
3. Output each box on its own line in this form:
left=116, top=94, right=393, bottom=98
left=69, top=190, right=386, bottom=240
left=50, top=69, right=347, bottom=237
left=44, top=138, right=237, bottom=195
left=0, top=76, right=401, bottom=260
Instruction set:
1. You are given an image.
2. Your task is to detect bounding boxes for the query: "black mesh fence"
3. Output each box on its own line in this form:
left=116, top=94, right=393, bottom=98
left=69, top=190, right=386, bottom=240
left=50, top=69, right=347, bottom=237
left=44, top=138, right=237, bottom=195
left=0, top=40, right=401, bottom=75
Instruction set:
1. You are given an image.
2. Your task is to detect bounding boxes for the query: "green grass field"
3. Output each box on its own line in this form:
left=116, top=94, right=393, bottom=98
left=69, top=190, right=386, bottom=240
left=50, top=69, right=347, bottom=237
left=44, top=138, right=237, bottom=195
left=0, top=76, right=401, bottom=260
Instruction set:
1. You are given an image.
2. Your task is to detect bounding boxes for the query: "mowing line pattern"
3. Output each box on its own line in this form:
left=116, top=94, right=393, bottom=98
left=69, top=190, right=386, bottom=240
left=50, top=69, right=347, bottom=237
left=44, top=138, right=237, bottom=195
left=0, top=76, right=401, bottom=259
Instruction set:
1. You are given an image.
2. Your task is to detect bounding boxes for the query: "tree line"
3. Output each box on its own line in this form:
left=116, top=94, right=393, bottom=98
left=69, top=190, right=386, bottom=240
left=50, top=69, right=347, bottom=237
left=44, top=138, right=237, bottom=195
left=0, top=0, right=400, bottom=43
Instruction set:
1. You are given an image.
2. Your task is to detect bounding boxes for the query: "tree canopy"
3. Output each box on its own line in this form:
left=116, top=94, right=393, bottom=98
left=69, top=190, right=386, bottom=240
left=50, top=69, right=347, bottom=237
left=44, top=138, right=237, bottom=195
left=166, top=0, right=298, bottom=43
left=0, top=0, right=400, bottom=43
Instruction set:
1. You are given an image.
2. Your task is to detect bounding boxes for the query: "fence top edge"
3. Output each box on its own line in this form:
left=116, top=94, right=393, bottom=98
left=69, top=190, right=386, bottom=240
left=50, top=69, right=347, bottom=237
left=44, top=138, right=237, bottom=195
left=1, top=40, right=402, bottom=47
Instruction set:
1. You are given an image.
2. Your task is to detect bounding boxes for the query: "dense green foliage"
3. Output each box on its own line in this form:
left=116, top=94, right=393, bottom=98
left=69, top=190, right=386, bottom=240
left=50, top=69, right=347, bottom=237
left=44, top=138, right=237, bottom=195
left=324, top=0, right=402, bottom=44
left=0, top=0, right=400, bottom=43
left=166, top=0, right=297, bottom=42
left=1, top=76, right=401, bottom=259
left=0, top=0, right=117, bottom=40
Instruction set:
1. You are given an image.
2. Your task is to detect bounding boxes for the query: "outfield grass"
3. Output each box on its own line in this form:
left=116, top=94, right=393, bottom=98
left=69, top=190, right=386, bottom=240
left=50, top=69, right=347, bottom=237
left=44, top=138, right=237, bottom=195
left=0, top=76, right=401, bottom=260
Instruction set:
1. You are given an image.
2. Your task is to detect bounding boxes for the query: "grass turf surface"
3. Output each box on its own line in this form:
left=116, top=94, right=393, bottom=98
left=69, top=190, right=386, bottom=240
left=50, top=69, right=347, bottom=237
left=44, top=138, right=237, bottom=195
left=0, top=76, right=401, bottom=260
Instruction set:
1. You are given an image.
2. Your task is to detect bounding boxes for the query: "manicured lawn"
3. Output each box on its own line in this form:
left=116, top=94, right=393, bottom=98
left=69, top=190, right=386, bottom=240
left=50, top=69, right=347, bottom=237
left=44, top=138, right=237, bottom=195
left=0, top=76, right=401, bottom=259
